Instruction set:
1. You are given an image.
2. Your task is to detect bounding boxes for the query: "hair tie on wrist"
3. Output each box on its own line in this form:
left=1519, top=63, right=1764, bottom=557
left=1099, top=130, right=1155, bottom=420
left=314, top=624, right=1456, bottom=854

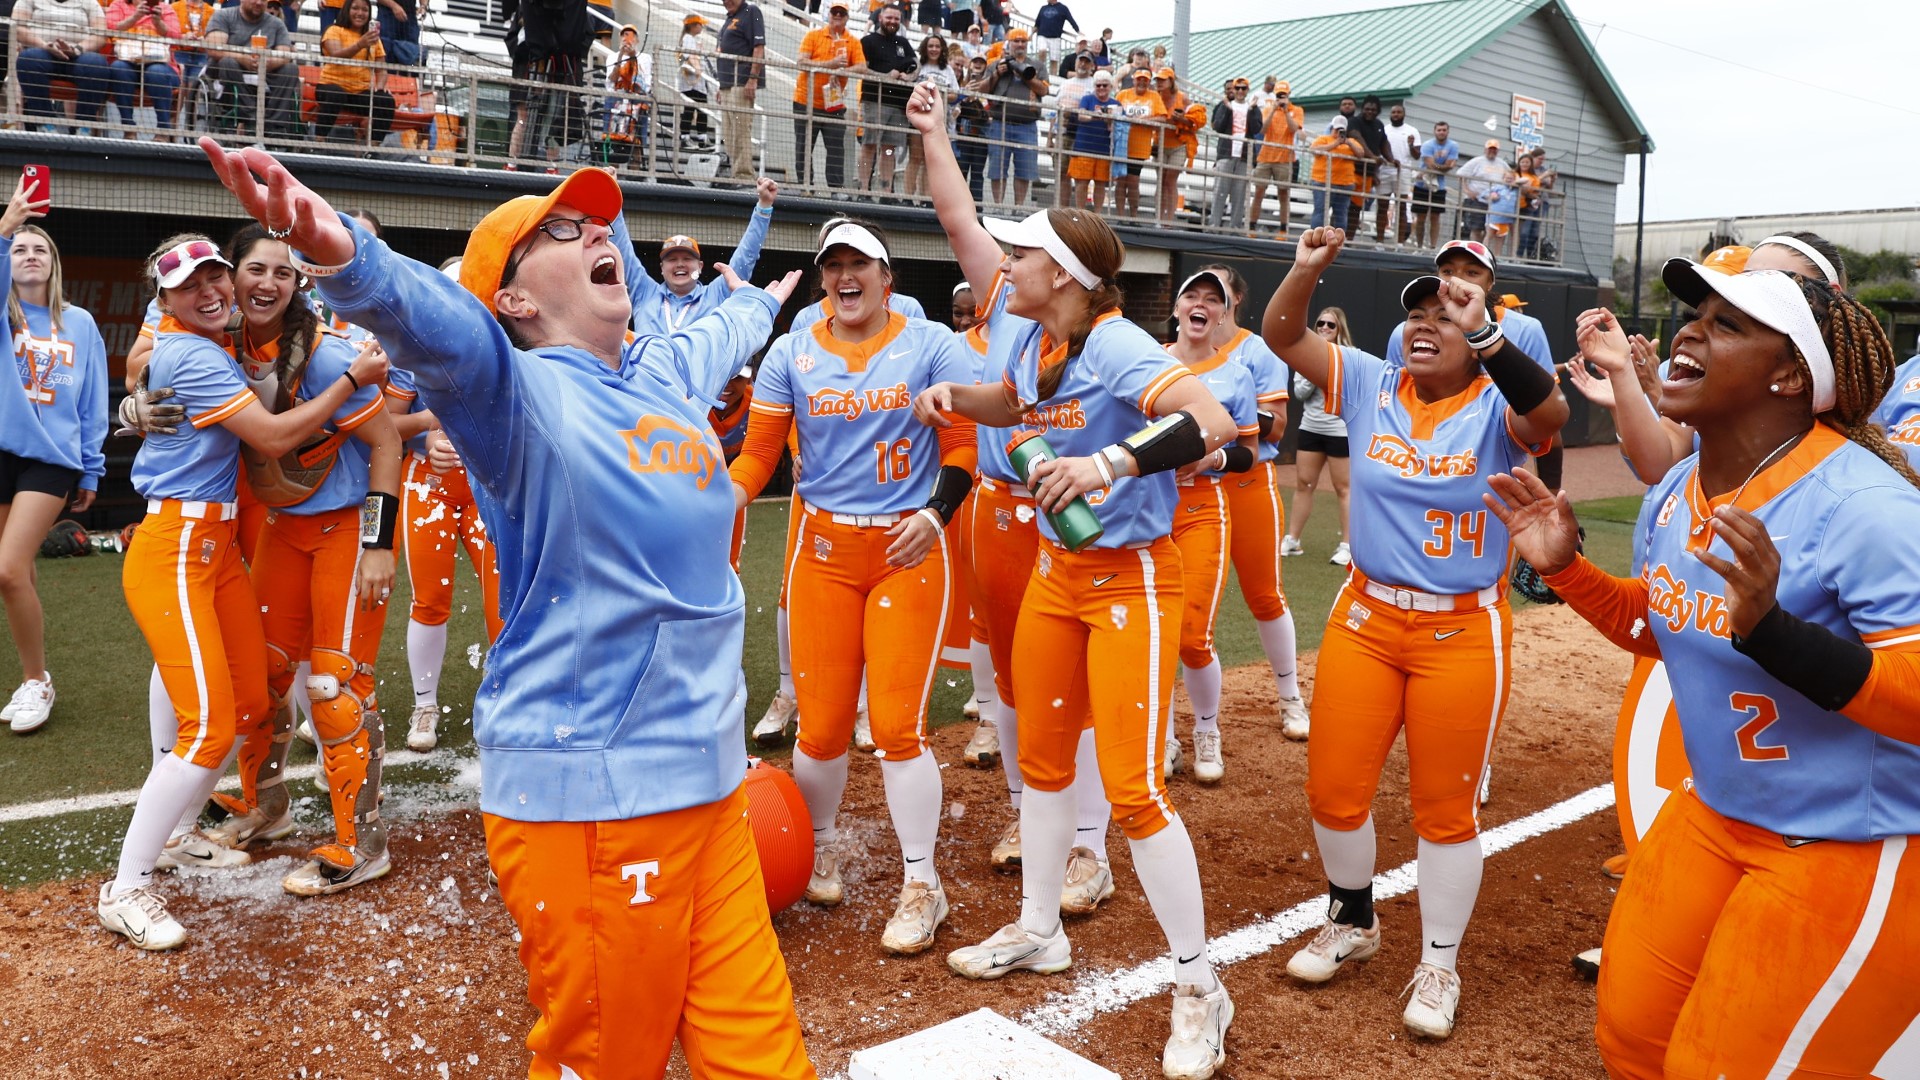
left=343, top=371, right=361, bottom=390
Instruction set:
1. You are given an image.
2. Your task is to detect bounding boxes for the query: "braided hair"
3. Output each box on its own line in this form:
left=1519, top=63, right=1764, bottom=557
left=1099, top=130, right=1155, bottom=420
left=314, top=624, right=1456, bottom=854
left=1793, top=276, right=1919, bottom=488
left=225, top=223, right=320, bottom=390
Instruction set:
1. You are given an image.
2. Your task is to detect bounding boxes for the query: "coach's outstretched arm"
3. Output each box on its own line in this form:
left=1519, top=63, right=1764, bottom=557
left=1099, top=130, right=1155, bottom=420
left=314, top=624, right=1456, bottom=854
left=1261, top=227, right=1344, bottom=391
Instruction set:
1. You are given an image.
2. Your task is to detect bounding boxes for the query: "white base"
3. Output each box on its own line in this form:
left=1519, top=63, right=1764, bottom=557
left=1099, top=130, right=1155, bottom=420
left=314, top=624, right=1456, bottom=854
left=848, top=1008, right=1117, bottom=1080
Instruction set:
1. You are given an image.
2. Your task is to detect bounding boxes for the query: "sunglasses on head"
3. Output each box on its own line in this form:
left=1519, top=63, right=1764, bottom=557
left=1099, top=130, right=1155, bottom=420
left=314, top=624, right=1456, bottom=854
left=155, top=240, right=222, bottom=282
left=1443, top=240, right=1492, bottom=260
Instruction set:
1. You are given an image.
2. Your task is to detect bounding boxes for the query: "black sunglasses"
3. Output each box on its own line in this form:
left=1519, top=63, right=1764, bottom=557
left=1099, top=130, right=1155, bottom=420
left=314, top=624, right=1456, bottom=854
left=1314, top=320, right=1339, bottom=330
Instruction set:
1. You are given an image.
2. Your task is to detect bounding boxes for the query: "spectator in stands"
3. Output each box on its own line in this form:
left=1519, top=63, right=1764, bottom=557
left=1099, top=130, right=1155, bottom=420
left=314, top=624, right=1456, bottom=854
left=676, top=13, right=715, bottom=149
left=979, top=0, right=1007, bottom=44
left=1247, top=78, right=1301, bottom=237
left=974, top=27, right=1047, bottom=207
left=1455, top=139, right=1511, bottom=242
left=1308, top=114, right=1362, bottom=231
left=1090, top=26, right=1111, bottom=67
left=105, top=0, right=182, bottom=139
left=946, top=0, right=976, bottom=37
left=1208, top=76, right=1260, bottom=231
left=906, top=33, right=958, bottom=197
left=715, top=0, right=766, bottom=181
left=952, top=52, right=991, bottom=200
left=793, top=1, right=861, bottom=190
left=1378, top=101, right=1420, bottom=244
left=1519, top=148, right=1556, bottom=259
left=1031, top=0, right=1076, bottom=70
left=857, top=3, right=916, bottom=194
left=374, top=0, right=417, bottom=68
left=1249, top=74, right=1277, bottom=117
left=788, top=0, right=822, bottom=17
left=503, top=0, right=590, bottom=169
left=1065, top=68, right=1116, bottom=212
left=603, top=24, right=651, bottom=167
left=1152, top=67, right=1197, bottom=225
left=172, top=0, right=215, bottom=85
left=1113, top=67, right=1165, bottom=220
left=1055, top=39, right=1083, bottom=77
left=915, top=0, right=941, bottom=36
left=314, top=0, right=394, bottom=145
left=13, top=0, right=113, bottom=135
left=959, top=21, right=986, bottom=61
left=1348, top=94, right=1388, bottom=237
left=1411, top=119, right=1457, bottom=248
left=1052, top=48, right=1095, bottom=202
left=205, top=0, right=300, bottom=139
left=1115, top=46, right=1149, bottom=84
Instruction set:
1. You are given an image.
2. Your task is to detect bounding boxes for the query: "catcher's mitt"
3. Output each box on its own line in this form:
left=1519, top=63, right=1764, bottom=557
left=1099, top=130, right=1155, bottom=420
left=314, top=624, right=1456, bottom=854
left=40, top=519, right=91, bottom=559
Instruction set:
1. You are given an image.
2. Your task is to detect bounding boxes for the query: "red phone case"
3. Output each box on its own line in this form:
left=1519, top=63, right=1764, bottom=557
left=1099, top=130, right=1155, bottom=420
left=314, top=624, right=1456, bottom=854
left=21, top=165, right=50, bottom=207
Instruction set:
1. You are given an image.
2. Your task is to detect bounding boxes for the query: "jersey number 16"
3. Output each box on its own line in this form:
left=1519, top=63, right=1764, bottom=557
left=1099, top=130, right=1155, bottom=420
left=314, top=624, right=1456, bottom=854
left=874, top=438, right=913, bottom=484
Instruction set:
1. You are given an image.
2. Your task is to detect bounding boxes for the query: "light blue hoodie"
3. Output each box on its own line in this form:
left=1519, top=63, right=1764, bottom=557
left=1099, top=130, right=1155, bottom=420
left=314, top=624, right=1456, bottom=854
left=0, top=244, right=108, bottom=491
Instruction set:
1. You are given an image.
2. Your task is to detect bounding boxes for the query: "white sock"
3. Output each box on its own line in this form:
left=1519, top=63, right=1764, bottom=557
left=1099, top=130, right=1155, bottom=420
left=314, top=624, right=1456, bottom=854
left=172, top=746, right=233, bottom=840
left=776, top=607, right=794, bottom=697
left=792, top=750, right=849, bottom=848
left=858, top=672, right=868, bottom=709
left=1016, top=786, right=1076, bottom=938
left=113, top=753, right=219, bottom=896
left=1071, top=727, right=1109, bottom=864
left=1256, top=614, right=1301, bottom=700
left=148, top=666, right=174, bottom=767
left=291, top=661, right=314, bottom=726
left=407, top=619, right=449, bottom=707
left=1417, top=836, right=1484, bottom=972
left=880, top=754, right=943, bottom=887
left=1313, top=816, right=1378, bottom=891
left=1183, top=658, right=1222, bottom=735
left=1130, top=821, right=1218, bottom=992
left=969, top=638, right=1000, bottom=720
left=999, top=694, right=1024, bottom=812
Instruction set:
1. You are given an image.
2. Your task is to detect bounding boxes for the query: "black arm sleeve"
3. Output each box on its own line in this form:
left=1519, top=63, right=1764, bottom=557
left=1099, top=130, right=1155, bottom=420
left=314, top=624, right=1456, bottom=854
left=1731, top=603, right=1875, bottom=711
left=1479, top=337, right=1557, bottom=415
left=1119, top=410, right=1208, bottom=476
left=924, top=464, right=974, bottom=525
left=1218, top=444, right=1256, bottom=473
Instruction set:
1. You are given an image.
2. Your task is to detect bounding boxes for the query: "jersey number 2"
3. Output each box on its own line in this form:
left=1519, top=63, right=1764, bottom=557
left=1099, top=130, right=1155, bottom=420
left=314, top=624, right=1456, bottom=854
left=873, top=438, right=912, bottom=484
left=1730, top=692, right=1789, bottom=762
left=1423, top=510, right=1486, bottom=559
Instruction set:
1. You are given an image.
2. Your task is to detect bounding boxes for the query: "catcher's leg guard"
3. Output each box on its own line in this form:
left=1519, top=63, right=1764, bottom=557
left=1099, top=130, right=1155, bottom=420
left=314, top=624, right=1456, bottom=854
left=308, top=646, right=384, bottom=856
left=229, top=642, right=300, bottom=815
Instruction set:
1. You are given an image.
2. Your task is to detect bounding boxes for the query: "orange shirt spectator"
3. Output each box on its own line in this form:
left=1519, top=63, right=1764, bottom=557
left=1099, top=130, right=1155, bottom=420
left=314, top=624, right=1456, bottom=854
left=1310, top=130, right=1362, bottom=187
left=320, top=19, right=385, bottom=93
left=1256, top=96, right=1305, bottom=164
left=172, top=0, right=213, bottom=45
left=1116, top=81, right=1166, bottom=160
left=793, top=22, right=864, bottom=112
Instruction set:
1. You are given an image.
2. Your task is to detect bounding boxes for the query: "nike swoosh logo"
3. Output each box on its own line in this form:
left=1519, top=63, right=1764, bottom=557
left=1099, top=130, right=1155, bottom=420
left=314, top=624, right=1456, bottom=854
left=1333, top=944, right=1362, bottom=962
left=1177, top=952, right=1202, bottom=965
left=321, top=522, right=340, bottom=534
left=995, top=945, right=1042, bottom=966
left=115, top=913, right=147, bottom=946
left=1769, top=534, right=1789, bottom=542
left=885, top=349, right=909, bottom=361
left=1237, top=478, right=1257, bottom=487
left=1185, top=504, right=1205, bottom=512
left=1429, top=941, right=1457, bottom=950
left=905, top=856, right=927, bottom=863
left=1092, top=574, right=1118, bottom=587
left=1434, top=629, right=1463, bottom=641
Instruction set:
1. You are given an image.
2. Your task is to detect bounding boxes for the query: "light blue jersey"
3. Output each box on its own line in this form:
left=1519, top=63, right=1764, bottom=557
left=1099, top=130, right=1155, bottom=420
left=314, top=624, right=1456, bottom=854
left=1221, top=328, right=1289, bottom=463
left=1870, top=354, right=1920, bottom=466
left=312, top=217, right=780, bottom=824
left=1176, top=345, right=1260, bottom=478
left=132, top=320, right=254, bottom=502
left=753, top=314, right=975, bottom=516
left=0, top=253, right=108, bottom=490
left=245, top=331, right=386, bottom=515
left=384, top=365, right=432, bottom=458
left=791, top=291, right=926, bottom=334
left=970, top=272, right=1020, bottom=484
left=612, top=207, right=771, bottom=337
left=1004, top=311, right=1192, bottom=548
left=1326, top=342, right=1542, bottom=594
left=1385, top=305, right=1554, bottom=374
left=1634, top=425, right=1920, bottom=840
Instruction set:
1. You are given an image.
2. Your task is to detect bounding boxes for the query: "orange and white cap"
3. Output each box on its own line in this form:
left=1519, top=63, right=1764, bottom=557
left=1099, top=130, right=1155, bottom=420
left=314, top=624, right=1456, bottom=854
left=459, top=167, right=622, bottom=314
left=661, top=234, right=701, bottom=258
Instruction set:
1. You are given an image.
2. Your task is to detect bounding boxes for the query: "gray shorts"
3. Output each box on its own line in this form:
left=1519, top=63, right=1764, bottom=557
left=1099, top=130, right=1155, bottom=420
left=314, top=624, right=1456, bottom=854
left=861, top=103, right=909, bottom=148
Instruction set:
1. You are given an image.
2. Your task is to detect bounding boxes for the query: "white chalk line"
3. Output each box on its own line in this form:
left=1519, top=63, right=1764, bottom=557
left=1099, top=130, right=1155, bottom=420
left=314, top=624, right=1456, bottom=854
left=0, top=747, right=451, bottom=826
left=1017, top=782, right=1617, bottom=1037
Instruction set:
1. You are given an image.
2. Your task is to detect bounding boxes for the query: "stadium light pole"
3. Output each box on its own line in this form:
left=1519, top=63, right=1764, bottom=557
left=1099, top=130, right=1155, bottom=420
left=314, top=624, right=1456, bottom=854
left=1171, top=0, right=1190, bottom=85
left=1630, top=135, right=1649, bottom=328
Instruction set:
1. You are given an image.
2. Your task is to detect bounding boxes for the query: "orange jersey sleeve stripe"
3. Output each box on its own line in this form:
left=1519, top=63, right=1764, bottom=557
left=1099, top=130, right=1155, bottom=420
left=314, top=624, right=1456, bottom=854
left=335, top=394, right=387, bottom=433
left=1257, top=390, right=1290, bottom=403
left=749, top=400, right=794, bottom=416
left=383, top=384, right=418, bottom=403
left=191, top=388, right=256, bottom=429
left=1236, top=424, right=1261, bottom=437
left=1322, top=340, right=1345, bottom=417
left=1138, top=365, right=1193, bottom=415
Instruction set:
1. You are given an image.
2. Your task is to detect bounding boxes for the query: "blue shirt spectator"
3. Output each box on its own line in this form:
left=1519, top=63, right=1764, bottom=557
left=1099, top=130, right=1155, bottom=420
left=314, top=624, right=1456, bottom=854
left=1033, top=2, right=1079, bottom=39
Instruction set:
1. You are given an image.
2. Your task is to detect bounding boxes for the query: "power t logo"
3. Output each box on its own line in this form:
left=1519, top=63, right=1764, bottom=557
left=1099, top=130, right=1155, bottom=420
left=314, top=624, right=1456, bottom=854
left=621, top=416, right=719, bottom=489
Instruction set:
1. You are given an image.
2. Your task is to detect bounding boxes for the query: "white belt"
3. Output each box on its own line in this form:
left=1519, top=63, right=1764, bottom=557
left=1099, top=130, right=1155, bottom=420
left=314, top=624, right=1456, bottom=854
left=1357, top=575, right=1501, bottom=613
left=804, top=500, right=905, bottom=528
left=148, top=498, right=240, bottom=521
left=978, top=476, right=1033, bottom=499
left=1177, top=474, right=1223, bottom=488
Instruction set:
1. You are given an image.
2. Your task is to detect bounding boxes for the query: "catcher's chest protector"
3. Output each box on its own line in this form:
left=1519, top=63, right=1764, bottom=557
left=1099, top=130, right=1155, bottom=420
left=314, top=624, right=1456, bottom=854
left=238, top=327, right=351, bottom=508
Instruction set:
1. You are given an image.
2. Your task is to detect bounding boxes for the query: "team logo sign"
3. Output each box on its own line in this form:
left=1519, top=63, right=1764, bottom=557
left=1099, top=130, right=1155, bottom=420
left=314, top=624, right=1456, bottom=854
left=795, top=353, right=817, bottom=374
left=805, top=382, right=911, bottom=422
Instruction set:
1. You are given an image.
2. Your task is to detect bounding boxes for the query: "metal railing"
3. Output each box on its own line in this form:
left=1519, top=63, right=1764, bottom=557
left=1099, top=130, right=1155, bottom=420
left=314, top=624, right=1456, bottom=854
left=1, top=15, right=1573, bottom=264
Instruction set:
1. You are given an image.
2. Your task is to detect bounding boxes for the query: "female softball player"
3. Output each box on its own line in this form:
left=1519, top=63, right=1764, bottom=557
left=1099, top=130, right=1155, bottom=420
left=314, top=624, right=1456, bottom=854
left=1162, top=269, right=1262, bottom=784
left=729, top=218, right=978, bottom=956
left=1197, top=263, right=1309, bottom=741
left=1261, top=227, right=1568, bottom=1040
left=1489, top=262, right=1920, bottom=1078
left=1281, top=306, right=1353, bottom=565
left=101, top=232, right=383, bottom=949
left=908, top=81, right=1240, bottom=1080
left=201, top=140, right=816, bottom=1078
left=0, top=177, right=104, bottom=735
left=196, top=224, right=406, bottom=900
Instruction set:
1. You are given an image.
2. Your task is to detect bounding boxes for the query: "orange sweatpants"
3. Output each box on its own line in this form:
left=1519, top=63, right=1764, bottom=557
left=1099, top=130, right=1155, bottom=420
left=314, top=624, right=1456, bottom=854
left=123, top=503, right=268, bottom=770
left=788, top=505, right=950, bottom=762
left=485, top=786, right=817, bottom=1080
left=1223, top=459, right=1289, bottom=619
left=1597, top=786, right=1920, bottom=1079
left=1012, top=537, right=1183, bottom=840
left=966, top=477, right=1039, bottom=706
left=1306, top=581, right=1511, bottom=844
left=402, top=453, right=503, bottom=642
left=1170, top=476, right=1231, bottom=669
left=252, top=506, right=391, bottom=847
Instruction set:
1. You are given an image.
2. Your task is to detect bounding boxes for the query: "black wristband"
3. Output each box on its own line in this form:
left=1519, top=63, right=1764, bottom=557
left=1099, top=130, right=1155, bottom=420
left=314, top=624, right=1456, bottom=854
left=924, top=464, right=974, bottom=526
left=1116, top=410, right=1209, bottom=477
left=1256, top=409, right=1276, bottom=438
left=1730, top=603, right=1874, bottom=711
left=1479, top=338, right=1556, bottom=415
left=1218, top=444, right=1256, bottom=473
left=360, top=492, right=399, bottom=550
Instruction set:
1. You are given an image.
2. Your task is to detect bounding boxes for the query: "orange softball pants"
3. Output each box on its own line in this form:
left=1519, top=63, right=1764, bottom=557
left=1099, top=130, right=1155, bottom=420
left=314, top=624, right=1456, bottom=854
left=788, top=504, right=950, bottom=762
left=402, top=453, right=503, bottom=642
left=1597, top=786, right=1920, bottom=1079
left=966, top=476, right=1039, bottom=706
left=1013, top=537, right=1182, bottom=840
left=1306, top=578, right=1511, bottom=845
left=252, top=506, right=390, bottom=847
left=123, top=501, right=267, bottom=771
left=485, top=786, right=817, bottom=1080
left=1171, top=476, right=1231, bottom=669
left=1223, top=459, right=1289, bottom=620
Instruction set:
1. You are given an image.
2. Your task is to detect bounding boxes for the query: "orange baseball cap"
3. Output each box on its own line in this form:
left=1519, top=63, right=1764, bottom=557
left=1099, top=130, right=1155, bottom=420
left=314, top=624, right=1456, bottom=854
left=1702, top=245, right=1752, bottom=275
left=662, top=234, right=702, bottom=258
left=1006, top=27, right=1030, bottom=40
left=1230, top=76, right=1250, bottom=87
left=1154, top=66, right=1175, bottom=80
left=460, top=167, right=623, bottom=314
left=1275, top=80, right=1291, bottom=94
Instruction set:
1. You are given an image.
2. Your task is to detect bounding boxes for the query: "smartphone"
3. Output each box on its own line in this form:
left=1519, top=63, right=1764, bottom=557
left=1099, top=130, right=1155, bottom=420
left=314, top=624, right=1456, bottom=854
left=21, top=164, right=50, bottom=207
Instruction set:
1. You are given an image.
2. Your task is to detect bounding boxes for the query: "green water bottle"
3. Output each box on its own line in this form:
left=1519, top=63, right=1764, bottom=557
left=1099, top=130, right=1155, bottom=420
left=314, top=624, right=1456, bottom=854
left=1006, top=430, right=1105, bottom=552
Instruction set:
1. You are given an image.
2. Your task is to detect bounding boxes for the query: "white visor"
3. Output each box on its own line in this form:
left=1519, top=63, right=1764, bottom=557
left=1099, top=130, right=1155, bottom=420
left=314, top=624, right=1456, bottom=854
left=1176, top=270, right=1231, bottom=302
left=1661, top=260, right=1835, bottom=415
left=952, top=279, right=973, bottom=296
left=1753, top=235, right=1841, bottom=288
left=154, top=240, right=234, bottom=290
left=440, top=258, right=463, bottom=282
left=815, top=222, right=890, bottom=264
left=983, top=211, right=1101, bottom=290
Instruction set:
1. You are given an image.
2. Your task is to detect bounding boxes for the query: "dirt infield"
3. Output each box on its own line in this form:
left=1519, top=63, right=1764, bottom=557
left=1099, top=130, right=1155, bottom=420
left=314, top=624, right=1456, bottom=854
left=0, top=603, right=1627, bottom=1079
